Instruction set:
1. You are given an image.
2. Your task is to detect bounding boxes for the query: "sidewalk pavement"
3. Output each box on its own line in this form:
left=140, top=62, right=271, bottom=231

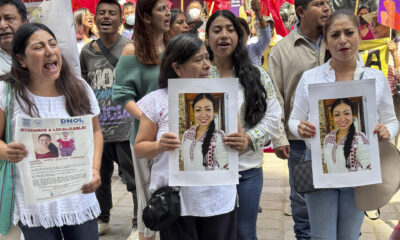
left=1, top=153, right=399, bottom=240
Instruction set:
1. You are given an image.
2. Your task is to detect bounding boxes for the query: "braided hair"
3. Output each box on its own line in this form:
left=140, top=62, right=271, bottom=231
left=192, top=93, right=216, bottom=167
left=330, top=98, right=355, bottom=168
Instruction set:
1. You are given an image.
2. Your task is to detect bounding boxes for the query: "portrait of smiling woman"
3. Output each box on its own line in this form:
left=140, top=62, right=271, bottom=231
left=323, top=98, right=371, bottom=174
left=180, top=93, right=229, bottom=171
left=34, top=134, right=59, bottom=159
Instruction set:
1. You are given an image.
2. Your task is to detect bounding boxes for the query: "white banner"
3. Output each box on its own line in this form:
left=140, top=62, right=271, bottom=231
left=15, top=115, right=94, bottom=204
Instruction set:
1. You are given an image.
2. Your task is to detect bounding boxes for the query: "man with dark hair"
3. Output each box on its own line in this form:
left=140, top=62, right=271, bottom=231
left=0, top=0, right=28, bottom=75
left=80, top=0, right=138, bottom=239
left=267, top=0, right=331, bottom=239
left=120, top=2, right=135, bottom=40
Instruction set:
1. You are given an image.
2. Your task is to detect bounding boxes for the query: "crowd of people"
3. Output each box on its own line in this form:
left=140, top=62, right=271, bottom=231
left=0, top=0, right=399, bottom=240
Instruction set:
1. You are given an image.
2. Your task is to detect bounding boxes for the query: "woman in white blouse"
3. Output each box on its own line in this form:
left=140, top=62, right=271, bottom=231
left=0, top=23, right=102, bottom=239
left=180, top=93, right=229, bottom=171
left=135, top=33, right=237, bottom=240
left=289, top=10, right=398, bottom=239
left=323, top=98, right=371, bottom=173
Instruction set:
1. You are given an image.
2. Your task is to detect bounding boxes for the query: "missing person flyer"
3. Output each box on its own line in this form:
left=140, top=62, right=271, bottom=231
left=15, top=115, right=94, bottom=204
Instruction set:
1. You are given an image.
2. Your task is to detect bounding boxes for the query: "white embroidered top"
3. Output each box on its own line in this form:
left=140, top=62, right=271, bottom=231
left=0, top=81, right=100, bottom=228
left=137, top=89, right=236, bottom=217
left=323, top=130, right=371, bottom=173
left=181, top=126, right=229, bottom=171
left=289, top=60, right=399, bottom=148
left=209, top=65, right=281, bottom=171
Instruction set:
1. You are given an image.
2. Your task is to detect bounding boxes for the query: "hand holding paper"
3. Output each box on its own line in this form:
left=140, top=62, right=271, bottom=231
left=2, top=142, right=28, bottom=163
left=374, top=124, right=390, bottom=141
left=81, top=168, right=101, bottom=194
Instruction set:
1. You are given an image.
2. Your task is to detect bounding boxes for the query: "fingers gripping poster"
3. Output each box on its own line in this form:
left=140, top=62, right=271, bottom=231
left=23, top=0, right=81, bottom=76
left=15, top=115, right=94, bottom=204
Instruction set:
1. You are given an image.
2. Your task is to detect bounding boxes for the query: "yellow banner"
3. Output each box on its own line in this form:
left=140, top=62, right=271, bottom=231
left=359, top=38, right=390, bottom=78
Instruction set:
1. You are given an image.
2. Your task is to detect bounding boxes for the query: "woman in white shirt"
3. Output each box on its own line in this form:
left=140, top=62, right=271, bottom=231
left=289, top=10, right=398, bottom=239
left=135, top=33, right=237, bottom=240
left=323, top=98, right=371, bottom=174
left=0, top=23, right=102, bottom=239
left=180, top=93, right=229, bottom=171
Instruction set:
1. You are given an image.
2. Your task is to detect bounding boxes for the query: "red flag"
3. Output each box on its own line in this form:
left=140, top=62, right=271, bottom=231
left=71, top=0, right=99, bottom=14
left=261, top=0, right=294, bottom=37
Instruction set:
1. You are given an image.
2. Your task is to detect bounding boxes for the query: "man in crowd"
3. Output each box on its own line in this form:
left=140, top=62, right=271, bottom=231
left=79, top=0, right=138, bottom=239
left=267, top=0, right=331, bottom=239
left=0, top=0, right=28, bottom=75
left=120, top=1, right=135, bottom=40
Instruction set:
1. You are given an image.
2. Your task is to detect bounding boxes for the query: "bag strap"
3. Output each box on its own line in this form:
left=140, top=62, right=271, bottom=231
left=5, top=82, right=12, bottom=144
left=96, top=36, right=121, bottom=67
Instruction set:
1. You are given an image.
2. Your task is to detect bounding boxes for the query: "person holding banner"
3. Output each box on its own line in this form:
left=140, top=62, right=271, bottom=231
left=112, top=0, right=170, bottom=239
left=135, top=33, right=237, bottom=240
left=289, top=10, right=398, bottom=239
left=206, top=10, right=282, bottom=240
left=363, top=11, right=400, bottom=146
left=0, top=23, right=103, bottom=239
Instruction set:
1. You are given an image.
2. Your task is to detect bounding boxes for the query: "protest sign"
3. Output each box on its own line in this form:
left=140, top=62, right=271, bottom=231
left=168, top=78, right=239, bottom=186
left=359, top=38, right=390, bottom=78
left=308, top=79, right=381, bottom=188
left=15, top=115, right=94, bottom=204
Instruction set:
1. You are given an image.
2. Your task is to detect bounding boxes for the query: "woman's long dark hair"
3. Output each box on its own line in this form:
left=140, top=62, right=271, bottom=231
left=134, top=0, right=163, bottom=65
left=73, top=8, right=94, bottom=40
left=38, top=134, right=59, bottom=157
left=5, top=23, right=92, bottom=117
left=330, top=98, right=355, bottom=168
left=205, top=10, right=267, bottom=128
left=192, top=93, right=216, bottom=167
left=158, top=33, right=204, bottom=88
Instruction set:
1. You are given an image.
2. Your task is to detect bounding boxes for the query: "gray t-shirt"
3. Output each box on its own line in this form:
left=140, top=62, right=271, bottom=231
left=80, top=36, right=132, bottom=142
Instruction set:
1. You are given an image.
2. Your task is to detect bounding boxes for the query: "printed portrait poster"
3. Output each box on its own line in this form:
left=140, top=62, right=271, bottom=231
left=308, top=79, right=381, bottom=188
left=23, top=0, right=81, bottom=76
left=168, top=78, right=239, bottom=186
left=15, top=115, right=94, bottom=204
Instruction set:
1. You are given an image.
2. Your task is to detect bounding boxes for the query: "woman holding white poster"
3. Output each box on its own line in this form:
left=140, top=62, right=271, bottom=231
left=205, top=10, right=282, bottom=239
left=135, top=33, right=237, bottom=239
left=0, top=23, right=102, bottom=239
left=180, top=93, right=229, bottom=171
left=323, top=98, right=371, bottom=173
left=289, top=10, right=399, bottom=239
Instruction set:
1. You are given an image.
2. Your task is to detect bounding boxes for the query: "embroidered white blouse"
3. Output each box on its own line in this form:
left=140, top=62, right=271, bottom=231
left=289, top=60, right=399, bottom=148
left=0, top=81, right=100, bottom=228
left=181, top=126, right=229, bottom=171
left=323, top=130, right=371, bottom=173
left=137, top=89, right=236, bottom=217
left=209, top=65, right=282, bottom=171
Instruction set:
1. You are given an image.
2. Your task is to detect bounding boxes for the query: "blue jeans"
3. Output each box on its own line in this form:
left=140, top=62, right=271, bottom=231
left=288, top=140, right=311, bottom=239
left=237, top=167, right=263, bottom=240
left=18, top=218, right=98, bottom=240
left=305, top=188, right=364, bottom=240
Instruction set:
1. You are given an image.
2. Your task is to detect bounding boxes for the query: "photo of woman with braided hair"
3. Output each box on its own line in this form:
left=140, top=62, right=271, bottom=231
left=323, top=98, right=371, bottom=174
left=180, top=93, right=229, bottom=171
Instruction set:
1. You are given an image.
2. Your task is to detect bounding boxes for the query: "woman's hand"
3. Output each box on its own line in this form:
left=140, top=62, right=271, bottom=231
left=158, top=133, right=180, bottom=152
left=374, top=124, right=390, bottom=141
left=224, top=132, right=251, bottom=154
left=81, top=167, right=101, bottom=194
left=297, top=121, right=316, bottom=138
left=3, top=142, right=28, bottom=163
